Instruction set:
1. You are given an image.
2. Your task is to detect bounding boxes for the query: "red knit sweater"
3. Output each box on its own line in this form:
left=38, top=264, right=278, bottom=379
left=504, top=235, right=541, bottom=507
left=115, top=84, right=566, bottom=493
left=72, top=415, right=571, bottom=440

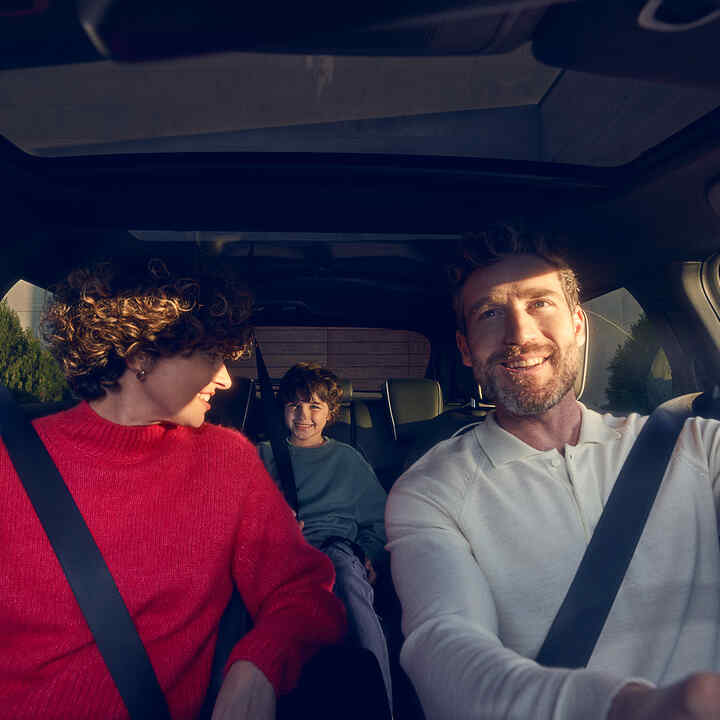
left=0, top=402, right=346, bottom=719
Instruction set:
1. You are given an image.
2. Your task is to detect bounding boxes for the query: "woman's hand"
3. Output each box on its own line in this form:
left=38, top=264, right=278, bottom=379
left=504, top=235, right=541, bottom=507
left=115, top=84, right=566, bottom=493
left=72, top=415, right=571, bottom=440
left=210, top=660, right=276, bottom=720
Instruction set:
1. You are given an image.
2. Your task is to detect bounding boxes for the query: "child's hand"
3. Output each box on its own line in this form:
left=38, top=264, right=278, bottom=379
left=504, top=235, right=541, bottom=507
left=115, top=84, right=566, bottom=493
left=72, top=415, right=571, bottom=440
left=365, top=558, right=377, bottom=586
left=291, top=510, right=304, bottom=532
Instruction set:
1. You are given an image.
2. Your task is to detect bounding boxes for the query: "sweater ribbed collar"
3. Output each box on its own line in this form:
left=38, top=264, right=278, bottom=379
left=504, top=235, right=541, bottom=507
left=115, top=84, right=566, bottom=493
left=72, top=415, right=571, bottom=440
left=40, top=401, right=189, bottom=463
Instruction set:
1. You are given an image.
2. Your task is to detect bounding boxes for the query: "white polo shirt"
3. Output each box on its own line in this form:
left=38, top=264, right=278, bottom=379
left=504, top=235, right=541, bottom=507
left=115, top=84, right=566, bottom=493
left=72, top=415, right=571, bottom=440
left=386, top=404, right=720, bottom=720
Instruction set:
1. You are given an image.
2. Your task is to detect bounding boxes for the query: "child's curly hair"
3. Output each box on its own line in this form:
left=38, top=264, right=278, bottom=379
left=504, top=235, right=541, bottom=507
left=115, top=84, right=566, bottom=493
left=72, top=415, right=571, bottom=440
left=42, top=256, right=253, bottom=400
left=278, top=363, right=343, bottom=424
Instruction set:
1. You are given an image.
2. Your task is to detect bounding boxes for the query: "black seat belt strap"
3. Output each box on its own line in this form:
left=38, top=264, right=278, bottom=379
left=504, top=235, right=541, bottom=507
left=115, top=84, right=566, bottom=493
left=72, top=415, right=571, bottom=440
left=254, top=339, right=299, bottom=513
left=0, top=386, right=172, bottom=720
left=536, top=394, right=700, bottom=668
left=350, top=401, right=358, bottom=449
left=198, top=587, right=252, bottom=720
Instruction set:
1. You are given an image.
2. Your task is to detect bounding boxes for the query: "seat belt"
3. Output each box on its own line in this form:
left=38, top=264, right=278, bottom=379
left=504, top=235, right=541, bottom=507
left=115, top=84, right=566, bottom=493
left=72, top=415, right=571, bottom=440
left=350, top=401, right=358, bottom=449
left=197, top=587, right=252, bottom=720
left=253, top=337, right=299, bottom=513
left=0, top=386, right=172, bottom=720
left=536, top=392, right=710, bottom=668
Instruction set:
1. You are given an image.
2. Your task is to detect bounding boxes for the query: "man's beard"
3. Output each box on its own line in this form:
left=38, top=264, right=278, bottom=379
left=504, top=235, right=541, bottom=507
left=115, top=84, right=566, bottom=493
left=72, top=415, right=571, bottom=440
left=473, top=340, right=580, bottom=417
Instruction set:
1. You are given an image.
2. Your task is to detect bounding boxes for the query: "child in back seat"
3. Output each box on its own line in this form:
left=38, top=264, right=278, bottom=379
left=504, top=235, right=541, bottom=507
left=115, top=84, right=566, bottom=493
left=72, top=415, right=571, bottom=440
left=258, top=362, right=392, bottom=710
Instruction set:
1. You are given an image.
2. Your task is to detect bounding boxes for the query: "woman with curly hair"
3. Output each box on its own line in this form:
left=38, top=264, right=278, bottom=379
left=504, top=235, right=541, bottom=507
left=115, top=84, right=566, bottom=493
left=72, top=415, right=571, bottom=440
left=0, top=257, right=347, bottom=720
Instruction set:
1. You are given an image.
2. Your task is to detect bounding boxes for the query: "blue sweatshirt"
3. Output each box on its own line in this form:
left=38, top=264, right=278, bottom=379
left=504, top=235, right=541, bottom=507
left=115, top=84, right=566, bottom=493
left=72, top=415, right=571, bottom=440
left=258, top=438, right=387, bottom=563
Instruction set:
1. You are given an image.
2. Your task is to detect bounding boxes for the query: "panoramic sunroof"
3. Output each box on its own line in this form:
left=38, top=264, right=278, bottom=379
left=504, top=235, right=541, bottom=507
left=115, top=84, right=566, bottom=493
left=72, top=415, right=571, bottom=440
left=2, top=44, right=719, bottom=166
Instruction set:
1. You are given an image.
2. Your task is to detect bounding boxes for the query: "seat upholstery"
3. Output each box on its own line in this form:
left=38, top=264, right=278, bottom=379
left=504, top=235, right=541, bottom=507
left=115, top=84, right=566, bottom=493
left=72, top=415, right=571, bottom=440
left=205, top=377, right=255, bottom=432
left=334, top=379, right=354, bottom=425
left=324, top=381, right=401, bottom=488
left=383, top=379, right=443, bottom=442
left=328, top=378, right=372, bottom=445
left=574, top=308, right=589, bottom=402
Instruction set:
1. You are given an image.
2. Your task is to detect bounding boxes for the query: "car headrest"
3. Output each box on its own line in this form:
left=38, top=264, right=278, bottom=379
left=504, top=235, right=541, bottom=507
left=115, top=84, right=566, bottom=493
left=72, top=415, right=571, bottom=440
left=574, top=308, right=589, bottom=402
left=338, top=378, right=353, bottom=405
left=383, top=378, right=443, bottom=441
left=206, top=376, right=255, bottom=431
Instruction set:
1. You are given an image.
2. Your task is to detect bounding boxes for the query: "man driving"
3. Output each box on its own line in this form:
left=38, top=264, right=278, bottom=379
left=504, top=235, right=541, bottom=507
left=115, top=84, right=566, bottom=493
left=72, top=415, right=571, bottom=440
left=386, top=224, right=720, bottom=720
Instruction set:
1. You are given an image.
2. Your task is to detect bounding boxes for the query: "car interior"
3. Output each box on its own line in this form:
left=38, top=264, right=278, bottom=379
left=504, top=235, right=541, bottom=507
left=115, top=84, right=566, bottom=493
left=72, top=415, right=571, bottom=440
left=2, top=0, right=720, bottom=717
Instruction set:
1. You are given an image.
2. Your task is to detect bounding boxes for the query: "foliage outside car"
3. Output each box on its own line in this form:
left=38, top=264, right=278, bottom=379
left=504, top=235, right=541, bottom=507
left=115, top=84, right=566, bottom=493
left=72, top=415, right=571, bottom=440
left=0, top=301, right=68, bottom=403
left=604, top=313, right=672, bottom=415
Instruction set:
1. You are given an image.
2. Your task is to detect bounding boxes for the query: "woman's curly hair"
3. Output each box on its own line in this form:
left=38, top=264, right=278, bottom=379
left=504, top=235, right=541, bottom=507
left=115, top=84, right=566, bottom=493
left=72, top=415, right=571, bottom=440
left=278, top=363, right=343, bottom=424
left=42, top=256, right=253, bottom=400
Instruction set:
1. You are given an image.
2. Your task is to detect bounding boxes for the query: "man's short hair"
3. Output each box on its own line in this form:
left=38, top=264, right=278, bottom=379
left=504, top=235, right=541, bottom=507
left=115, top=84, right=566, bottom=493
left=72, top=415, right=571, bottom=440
left=448, top=223, right=580, bottom=333
left=278, top=362, right=343, bottom=424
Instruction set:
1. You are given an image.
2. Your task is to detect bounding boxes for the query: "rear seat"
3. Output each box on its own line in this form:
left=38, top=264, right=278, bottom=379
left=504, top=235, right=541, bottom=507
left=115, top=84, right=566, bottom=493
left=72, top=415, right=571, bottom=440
left=324, top=379, right=359, bottom=446
left=383, top=378, right=443, bottom=442
left=326, top=380, right=402, bottom=492
left=206, top=377, right=255, bottom=432
left=383, top=377, right=490, bottom=474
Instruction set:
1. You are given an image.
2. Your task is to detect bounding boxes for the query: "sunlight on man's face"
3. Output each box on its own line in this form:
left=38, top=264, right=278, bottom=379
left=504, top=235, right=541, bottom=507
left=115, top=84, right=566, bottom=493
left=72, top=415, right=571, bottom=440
left=456, top=254, right=585, bottom=416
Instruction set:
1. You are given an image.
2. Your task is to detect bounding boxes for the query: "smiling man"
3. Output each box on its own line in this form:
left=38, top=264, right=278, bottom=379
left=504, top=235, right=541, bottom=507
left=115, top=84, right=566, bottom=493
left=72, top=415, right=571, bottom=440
left=455, top=249, right=585, bottom=450
left=386, top=224, right=720, bottom=720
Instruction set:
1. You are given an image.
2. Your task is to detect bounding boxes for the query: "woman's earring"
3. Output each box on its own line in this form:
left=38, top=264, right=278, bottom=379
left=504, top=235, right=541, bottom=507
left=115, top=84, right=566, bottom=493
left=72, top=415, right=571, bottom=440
left=136, top=369, right=147, bottom=382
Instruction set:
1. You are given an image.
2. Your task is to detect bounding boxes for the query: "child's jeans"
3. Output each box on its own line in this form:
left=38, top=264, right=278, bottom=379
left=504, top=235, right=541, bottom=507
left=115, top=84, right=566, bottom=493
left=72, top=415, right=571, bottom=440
left=324, top=539, right=393, bottom=712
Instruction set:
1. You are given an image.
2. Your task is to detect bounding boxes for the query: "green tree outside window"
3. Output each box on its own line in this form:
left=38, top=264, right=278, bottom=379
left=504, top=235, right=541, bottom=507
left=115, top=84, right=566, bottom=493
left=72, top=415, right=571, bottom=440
left=605, top=313, right=672, bottom=415
left=0, top=300, right=69, bottom=403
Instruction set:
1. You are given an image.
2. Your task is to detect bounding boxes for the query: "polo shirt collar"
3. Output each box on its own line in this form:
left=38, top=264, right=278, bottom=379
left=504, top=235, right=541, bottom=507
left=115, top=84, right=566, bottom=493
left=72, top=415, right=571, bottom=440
left=576, top=403, right=621, bottom=445
left=477, top=402, right=620, bottom=467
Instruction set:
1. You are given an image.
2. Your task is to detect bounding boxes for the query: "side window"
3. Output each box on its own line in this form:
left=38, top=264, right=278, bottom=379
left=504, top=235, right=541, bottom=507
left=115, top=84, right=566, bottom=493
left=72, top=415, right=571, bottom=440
left=3, top=279, right=54, bottom=339
left=581, top=288, right=672, bottom=415
left=231, top=326, right=431, bottom=392
left=1, top=280, right=68, bottom=403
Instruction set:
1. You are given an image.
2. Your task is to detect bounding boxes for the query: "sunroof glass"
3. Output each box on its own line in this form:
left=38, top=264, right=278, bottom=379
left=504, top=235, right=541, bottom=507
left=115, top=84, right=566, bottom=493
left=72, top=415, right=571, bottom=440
left=2, top=46, right=718, bottom=166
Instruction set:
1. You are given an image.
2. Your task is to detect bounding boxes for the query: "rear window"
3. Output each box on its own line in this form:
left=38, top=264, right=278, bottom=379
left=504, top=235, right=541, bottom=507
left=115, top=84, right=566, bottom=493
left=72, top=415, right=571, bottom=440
left=231, top=326, right=430, bottom=392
